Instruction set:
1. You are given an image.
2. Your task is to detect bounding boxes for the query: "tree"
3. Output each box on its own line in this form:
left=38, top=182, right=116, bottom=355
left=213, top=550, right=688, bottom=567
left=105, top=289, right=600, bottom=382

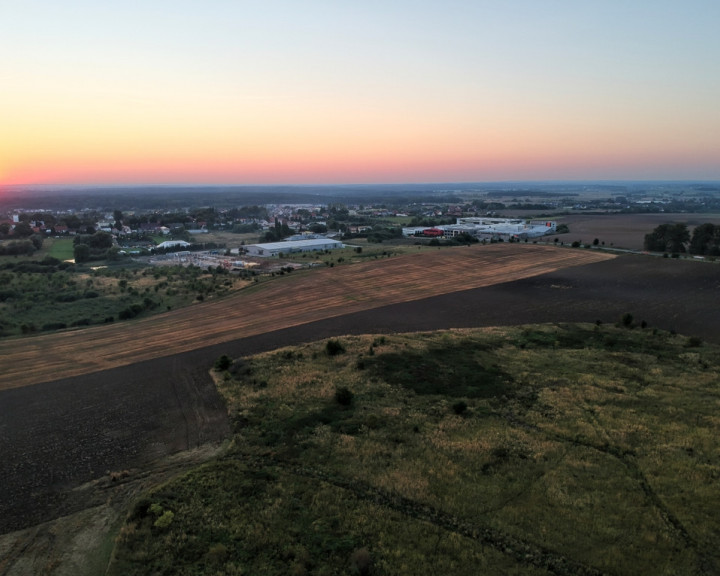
left=689, top=223, right=720, bottom=256
left=308, top=223, right=328, bottom=233
left=73, top=243, right=91, bottom=263
left=644, top=223, right=689, bottom=253
left=113, top=210, right=124, bottom=229
left=668, top=223, right=690, bottom=253
left=61, top=214, right=82, bottom=230
left=12, top=221, right=34, bottom=237
left=30, top=234, right=44, bottom=251
left=75, top=231, right=113, bottom=250
left=263, top=218, right=292, bottom=242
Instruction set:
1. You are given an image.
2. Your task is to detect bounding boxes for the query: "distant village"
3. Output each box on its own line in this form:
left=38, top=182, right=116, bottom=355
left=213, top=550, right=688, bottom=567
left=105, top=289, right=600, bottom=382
left=1, top=184, right=717, bottom=260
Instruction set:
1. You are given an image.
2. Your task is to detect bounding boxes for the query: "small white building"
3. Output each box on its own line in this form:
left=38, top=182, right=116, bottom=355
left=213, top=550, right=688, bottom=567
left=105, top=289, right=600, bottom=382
left=245, top=238, right=343, bottom=257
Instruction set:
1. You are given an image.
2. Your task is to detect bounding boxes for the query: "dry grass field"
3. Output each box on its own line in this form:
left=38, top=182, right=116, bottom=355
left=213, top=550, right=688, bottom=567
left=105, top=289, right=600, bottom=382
left=109, top=325, right=720, bottom=575
left=0, top=244, right=613, bottom=391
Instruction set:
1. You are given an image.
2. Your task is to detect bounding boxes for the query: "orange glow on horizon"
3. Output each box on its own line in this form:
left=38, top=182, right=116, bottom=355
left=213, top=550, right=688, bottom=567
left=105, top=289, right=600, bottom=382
left=5, top=116, right=720, bottom=186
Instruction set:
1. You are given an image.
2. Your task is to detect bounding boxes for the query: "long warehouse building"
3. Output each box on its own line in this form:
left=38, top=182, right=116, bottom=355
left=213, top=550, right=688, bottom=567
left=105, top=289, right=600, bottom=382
left=244, top=238, right=344, bottom=257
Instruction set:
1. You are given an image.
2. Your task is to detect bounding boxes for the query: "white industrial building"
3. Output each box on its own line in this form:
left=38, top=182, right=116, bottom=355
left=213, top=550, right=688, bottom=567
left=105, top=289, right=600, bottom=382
left=245, top=238, right=343, bottom=257
left=403, top=218, right=556, bottom=240
left=155, top=240, right=191, bottom=250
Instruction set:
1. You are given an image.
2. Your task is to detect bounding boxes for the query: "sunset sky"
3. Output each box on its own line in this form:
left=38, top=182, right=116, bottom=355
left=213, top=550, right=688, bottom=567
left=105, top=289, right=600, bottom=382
left=2, top=1, right=719, bottom=186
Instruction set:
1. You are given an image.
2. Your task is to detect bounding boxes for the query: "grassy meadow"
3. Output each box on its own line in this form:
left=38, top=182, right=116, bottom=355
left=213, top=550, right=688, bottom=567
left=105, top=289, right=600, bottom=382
left=109, top=323, right=720, bottom=576
left=45, top=237, right=75, bottom=260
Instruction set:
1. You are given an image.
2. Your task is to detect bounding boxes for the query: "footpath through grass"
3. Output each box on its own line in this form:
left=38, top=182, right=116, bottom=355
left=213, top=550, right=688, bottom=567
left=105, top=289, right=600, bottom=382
left=109, top=323, right=720, bottom=576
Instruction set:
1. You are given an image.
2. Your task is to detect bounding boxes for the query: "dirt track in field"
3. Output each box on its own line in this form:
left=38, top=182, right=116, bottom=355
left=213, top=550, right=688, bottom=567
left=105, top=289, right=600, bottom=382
left=0, top=244, right=613, bottom=391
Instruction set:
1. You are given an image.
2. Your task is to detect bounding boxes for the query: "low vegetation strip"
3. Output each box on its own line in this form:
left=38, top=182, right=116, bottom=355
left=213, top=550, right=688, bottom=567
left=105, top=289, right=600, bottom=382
left=0, top=244, right=613, bottom=390
left=109, top=325, right=720, bottom=575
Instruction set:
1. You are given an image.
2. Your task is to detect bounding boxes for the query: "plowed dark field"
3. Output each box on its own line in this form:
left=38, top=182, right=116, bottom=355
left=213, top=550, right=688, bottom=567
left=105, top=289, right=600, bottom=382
left=1, top=244, right=719, bottom=535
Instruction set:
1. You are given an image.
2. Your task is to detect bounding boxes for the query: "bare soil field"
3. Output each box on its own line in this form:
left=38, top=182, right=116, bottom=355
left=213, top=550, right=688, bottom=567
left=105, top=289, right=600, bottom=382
left=555, top=213, right=720, bottom=250
left=1, top=243, right=720, bottom=567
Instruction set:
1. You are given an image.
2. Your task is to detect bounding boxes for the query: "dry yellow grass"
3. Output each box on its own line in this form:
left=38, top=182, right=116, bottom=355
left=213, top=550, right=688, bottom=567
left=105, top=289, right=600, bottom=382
left=0, top=244, right=613, bottom=390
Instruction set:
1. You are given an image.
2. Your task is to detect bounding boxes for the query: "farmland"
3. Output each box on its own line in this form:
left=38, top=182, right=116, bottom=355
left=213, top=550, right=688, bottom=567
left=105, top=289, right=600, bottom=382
left=555, top=213, right=720, bottom=251
left=0, top=244, right=614, bottom=391
left=1, top=242, right=720, bottom=575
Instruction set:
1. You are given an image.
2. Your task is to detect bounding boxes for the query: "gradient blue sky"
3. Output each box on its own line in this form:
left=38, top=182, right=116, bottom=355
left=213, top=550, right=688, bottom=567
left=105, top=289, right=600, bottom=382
left=2, top=0, right=719, bottom=185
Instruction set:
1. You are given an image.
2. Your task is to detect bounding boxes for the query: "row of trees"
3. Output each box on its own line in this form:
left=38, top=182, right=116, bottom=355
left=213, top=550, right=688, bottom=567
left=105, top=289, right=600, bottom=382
left=644, top=222, right=720, bottom=255
left=0, top=235, right=43, bottom=256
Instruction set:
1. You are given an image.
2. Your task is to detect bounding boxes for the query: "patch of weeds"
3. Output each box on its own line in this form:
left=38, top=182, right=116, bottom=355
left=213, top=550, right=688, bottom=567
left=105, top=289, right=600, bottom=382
left=512, top=324, right=603, bottom=350
left=509, top=385, right=537, bottom=409
left=258, top=398, right=361, bottom=445
left=365, top=339, right=511, bottom=399
left=281, top=349, right=304, bottom=360
left=229, top=359, right=253, bottom=378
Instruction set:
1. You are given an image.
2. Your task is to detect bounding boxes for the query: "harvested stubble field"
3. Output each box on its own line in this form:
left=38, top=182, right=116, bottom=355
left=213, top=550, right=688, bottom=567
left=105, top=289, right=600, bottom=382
left=1, top=243, right=720, bottom=573
left=0, top=244, right=614, bottom=391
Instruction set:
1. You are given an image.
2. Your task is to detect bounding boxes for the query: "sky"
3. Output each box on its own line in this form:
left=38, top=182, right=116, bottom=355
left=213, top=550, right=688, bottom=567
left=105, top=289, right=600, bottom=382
left=2, top=0, right=719, bottom=186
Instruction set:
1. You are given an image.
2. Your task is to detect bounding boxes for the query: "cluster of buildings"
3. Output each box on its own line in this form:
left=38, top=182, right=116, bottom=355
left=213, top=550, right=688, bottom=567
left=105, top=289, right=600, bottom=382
left=402, top=217, right=557, bottom=241
left=241, top=217, right=557, bottom=258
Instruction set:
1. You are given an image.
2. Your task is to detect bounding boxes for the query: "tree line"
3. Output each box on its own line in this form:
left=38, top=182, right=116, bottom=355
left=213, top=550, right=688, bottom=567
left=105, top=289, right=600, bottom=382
left=644, top=222, right=720, bottom=255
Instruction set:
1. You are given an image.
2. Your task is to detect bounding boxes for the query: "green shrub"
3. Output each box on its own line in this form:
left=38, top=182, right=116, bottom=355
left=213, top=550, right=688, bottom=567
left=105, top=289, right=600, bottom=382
left=42, top=322, right=67, bottom=331
left=214, top=354, right=232, bottom=371
left=326, top=339, right=346, bottom=356
left=335, top=386, right=354, bottom=406
left=153, top=510, right=174, bottom=529
left=452, top=400, right=468, bottom=415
